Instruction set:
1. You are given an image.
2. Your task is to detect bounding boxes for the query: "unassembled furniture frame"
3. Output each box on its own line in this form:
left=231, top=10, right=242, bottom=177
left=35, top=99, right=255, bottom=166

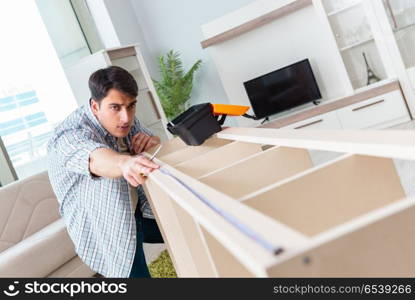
left=143, top=127, right=415, bottom=277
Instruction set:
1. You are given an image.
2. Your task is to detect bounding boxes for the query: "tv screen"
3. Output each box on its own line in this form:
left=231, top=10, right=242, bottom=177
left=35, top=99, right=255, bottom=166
left=243, top=59, right=321, bottom=119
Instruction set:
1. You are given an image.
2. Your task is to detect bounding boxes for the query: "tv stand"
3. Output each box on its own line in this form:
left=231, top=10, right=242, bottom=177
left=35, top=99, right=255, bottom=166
left=259, top=81, right=409, bottom=130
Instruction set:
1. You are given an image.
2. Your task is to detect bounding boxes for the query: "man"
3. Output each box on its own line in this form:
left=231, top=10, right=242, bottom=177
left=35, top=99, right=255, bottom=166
left=47, top=66, right=164, bottom=278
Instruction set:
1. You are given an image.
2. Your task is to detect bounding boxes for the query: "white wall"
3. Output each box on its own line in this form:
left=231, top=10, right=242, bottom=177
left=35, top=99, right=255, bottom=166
left=201, top=0, right=352, bottom=126
left=84, top=0, right=157, bottom=107
left=35, top=0, right=90, bottom=67
left=128, top=0, right=255, bottom=108
left=98, top=0, right=155, bottom=75
left=86, top=0, right=120, bottom=48
left=84, top=0, right=255, bottom=125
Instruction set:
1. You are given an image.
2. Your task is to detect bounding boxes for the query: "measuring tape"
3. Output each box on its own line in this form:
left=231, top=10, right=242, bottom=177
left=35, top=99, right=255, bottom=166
left=158, top=168, right=283, bottom=256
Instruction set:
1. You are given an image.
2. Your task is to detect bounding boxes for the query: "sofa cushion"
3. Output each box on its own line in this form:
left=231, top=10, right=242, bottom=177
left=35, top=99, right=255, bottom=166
left=46, top=256, right=95, bottom=278
left=0, top=218, right=76, bottom=277
left=0, top=171, right=60, bottom=251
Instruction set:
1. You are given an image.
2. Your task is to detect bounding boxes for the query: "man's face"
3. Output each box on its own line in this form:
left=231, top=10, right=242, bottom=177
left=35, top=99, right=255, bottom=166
left=91, top=88, right=136, bottom=138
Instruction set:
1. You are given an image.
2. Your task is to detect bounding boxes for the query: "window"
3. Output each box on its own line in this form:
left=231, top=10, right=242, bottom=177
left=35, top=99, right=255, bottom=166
left=0, top=0, right=78, bottom=183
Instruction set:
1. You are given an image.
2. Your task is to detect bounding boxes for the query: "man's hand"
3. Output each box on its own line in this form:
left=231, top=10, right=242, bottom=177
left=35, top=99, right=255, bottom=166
left=118, top=155, right=160, bottom=187
left=131, top=132, right=161, bottom=154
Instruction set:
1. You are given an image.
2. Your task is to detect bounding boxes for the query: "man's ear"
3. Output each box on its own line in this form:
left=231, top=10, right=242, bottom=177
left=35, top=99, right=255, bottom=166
left=90, top=98, right=100, bottom=115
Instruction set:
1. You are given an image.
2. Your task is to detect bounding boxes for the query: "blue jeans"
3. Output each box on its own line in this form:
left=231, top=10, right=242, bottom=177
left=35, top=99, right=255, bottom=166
left=129, top=208, right=164, bottom=278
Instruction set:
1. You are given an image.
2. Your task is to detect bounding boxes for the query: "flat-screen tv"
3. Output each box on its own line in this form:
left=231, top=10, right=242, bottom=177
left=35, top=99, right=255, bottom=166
left=243, top=59, right=321, bottom=119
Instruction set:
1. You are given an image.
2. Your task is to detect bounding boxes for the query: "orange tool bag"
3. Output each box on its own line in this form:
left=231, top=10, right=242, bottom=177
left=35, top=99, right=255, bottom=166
left=167, top=103, right=255, bottom=146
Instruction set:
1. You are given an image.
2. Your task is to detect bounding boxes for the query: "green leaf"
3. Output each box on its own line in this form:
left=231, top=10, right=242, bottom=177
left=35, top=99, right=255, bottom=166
left=153, top=50, right=202, bottom=120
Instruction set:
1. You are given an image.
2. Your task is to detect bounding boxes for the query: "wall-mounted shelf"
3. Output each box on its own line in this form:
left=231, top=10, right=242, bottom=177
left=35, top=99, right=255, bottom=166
left=200, top=0, right=312, bottom=49
left=200, top=0, right=415, bottom=124
left=327, top=2, right=360, bottom=17
left=339, top=36, right=374, bottom=51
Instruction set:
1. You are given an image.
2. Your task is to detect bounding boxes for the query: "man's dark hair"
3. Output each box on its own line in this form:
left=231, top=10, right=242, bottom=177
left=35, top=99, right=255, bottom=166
left=88, top=66, right=138, bottom=102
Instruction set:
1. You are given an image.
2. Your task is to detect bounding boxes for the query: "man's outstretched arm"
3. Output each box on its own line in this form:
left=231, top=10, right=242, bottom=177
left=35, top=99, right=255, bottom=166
left=89, top=148, right=159, bottom=186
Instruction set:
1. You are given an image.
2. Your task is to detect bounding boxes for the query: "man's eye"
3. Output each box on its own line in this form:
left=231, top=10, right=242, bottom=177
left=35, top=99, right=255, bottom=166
left=128, top=103, right=136, bottom=109
left=111, top=106, right=119, bottom=110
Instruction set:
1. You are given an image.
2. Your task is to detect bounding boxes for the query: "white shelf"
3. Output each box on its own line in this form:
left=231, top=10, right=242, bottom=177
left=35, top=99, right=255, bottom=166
left=327, top=2, right=360, bottom=17
left=339, top=36, right=374, bottom=51
left=353, top=78, right=397, bottom=94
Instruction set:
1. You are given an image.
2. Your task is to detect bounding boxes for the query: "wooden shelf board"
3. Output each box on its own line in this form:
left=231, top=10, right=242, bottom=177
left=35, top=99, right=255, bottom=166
left=107, top=46, right=136, bottom=60
left=327, top=2, right=360, bottom=17
left=339, top=36, right=374, bottom=51
left=200, top=0, right=312, bottom=49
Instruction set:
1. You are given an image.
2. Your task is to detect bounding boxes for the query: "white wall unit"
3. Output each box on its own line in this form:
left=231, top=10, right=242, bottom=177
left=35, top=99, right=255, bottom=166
left=201, top=0, right=415, bottom=129
left=371, top=0, right=415, bottom=117
left=258, top=80, right=410, bottom=131
left=317, top=0, right=390, bottom=90
left=64, top=44, right=170, bottom=141
left=201, top=0, right=352, bottom=128
left=382, top=0, right=415, bottom=69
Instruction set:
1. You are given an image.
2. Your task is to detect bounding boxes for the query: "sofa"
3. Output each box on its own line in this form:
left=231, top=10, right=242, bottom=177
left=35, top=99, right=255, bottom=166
left=0, top=171, right=95, bottom=277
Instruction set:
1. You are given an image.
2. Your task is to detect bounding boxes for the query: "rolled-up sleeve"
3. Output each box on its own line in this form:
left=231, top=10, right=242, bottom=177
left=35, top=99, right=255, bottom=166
left=49, top=128, right=110, bottom=177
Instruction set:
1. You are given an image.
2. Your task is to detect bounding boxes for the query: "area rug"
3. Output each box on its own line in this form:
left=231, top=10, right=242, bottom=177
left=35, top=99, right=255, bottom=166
left=148, top=250, right=177, bottom=278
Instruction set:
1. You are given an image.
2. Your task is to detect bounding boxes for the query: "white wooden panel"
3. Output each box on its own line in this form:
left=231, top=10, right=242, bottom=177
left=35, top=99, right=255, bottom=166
left=158, top=138, right=232, bottom=166
left=337, top=90, right=410, bottom=129
left=145, top=127, right=415, bottom=277
left=267, top=197, right=415, bottom=277
left=199, top=146, right=313, bottom=199
left=281, top=110, right=342, bottom=130
left=217, top=127, right=415, bottom=161
left=151, top=137, right=187, bottom=158
left=147, top=159, right=309, bottom=277
left=175, top=142, right=262, bottom=178
left=143, top=180, right=199, bottom=277
left=200, top=227, right=253, bottom=277
left=242, top=155, right=405, bottom=236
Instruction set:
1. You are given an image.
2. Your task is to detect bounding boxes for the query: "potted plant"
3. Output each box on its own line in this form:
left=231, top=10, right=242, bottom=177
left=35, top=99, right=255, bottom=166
left=153, top=50, right=202, bottom=120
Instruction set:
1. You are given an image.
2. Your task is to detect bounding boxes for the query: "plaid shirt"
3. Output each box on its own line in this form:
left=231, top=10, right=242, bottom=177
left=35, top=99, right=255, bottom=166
left=47, top=103, right=154, bottom=278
